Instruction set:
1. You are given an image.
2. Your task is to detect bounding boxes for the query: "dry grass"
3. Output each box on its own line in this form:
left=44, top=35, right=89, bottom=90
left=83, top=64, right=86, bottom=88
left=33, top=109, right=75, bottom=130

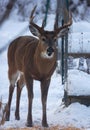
left=2, top=126, right=83, bottom=130
left=0, top=101, right=7, bottom=126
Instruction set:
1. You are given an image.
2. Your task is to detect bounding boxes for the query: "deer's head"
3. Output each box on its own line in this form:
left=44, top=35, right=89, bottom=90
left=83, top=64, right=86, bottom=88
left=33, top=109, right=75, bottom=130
left=29, top=6, right=72, bottom=59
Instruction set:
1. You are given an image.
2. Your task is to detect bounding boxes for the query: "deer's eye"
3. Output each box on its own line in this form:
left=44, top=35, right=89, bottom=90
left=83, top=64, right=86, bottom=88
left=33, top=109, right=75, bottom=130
left=42, top=37, right=46, bottom=42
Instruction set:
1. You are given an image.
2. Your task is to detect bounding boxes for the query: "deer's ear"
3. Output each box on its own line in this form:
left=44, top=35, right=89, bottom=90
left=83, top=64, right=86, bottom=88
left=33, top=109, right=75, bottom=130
left=29, top=25, right=40, bottom=37
left=57, top=28, right=69, bottom=38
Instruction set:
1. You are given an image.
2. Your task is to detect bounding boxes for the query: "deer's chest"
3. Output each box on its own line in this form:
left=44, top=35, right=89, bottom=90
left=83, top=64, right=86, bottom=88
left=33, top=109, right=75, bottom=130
left=32, top=57, right=56, bottom=80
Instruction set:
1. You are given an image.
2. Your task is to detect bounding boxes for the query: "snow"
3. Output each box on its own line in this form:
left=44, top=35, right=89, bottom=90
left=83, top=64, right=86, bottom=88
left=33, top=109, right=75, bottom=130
left=0, top=19, right=29, bottom=49
left=0, top=14, right=90, bottom=130
left=72, top=0, right=79, bottom=5
left=68, top=22, right=90, bottom=53
left=67, top=70, right=90, bottom=96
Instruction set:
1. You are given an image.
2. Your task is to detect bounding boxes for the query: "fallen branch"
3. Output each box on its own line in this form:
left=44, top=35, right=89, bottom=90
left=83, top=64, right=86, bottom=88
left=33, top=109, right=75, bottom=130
left=0, top=100, right=7, bottom=126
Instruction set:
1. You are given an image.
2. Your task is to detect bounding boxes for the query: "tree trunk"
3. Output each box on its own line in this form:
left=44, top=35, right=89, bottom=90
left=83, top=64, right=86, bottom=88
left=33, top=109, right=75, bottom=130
left=0, top=0, right=16, bottom=26
left=87, top=0, right=90, bottom=6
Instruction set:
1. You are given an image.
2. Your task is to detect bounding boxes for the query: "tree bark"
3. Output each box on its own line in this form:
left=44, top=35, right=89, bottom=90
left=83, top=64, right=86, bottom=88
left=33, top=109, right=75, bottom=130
left=87, top=0, right=90, bottom=6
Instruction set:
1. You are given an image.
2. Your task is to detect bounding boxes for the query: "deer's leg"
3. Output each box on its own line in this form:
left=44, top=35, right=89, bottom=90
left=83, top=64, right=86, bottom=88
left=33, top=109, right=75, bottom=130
left=6, top=71, right=19, bottom=121
left=41, top=79, right=50, bottom=127
left=25, top=76, right=33, bottom=127
left=15, top=75, right=25, bottom=120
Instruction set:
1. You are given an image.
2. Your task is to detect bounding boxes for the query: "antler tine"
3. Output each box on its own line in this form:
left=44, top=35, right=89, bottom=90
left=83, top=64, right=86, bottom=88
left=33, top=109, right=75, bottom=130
left=30, top=5, right=42, bottom=31
left=54, top=13, right=58, bottom=30
left=30, top=5, right=37, bottom=20
left=60, top=12, right=72, bottom=29
left=42, top=19, right=45, bottom=29
left=55, top=11, right=72, bottom=33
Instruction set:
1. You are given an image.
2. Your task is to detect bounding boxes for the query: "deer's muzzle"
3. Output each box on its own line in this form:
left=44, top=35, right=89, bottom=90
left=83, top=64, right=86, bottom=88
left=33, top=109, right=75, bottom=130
left=47, top=47, right=54, bottom=56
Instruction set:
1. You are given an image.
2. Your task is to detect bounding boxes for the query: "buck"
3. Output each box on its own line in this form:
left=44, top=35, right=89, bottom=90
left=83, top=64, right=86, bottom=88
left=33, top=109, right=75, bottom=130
left=6, top=6, right=72, bottom=127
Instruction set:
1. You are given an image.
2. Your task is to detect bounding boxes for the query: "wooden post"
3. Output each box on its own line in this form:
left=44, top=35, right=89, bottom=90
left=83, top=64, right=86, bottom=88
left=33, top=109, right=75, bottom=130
left=56, top=0, right=69, bottom=84
left=56, top=0, right=70, bottom=104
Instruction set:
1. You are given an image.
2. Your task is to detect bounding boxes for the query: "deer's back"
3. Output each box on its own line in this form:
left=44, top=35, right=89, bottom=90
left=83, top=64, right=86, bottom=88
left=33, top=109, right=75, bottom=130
left=8, top=36, right=38, bottom=72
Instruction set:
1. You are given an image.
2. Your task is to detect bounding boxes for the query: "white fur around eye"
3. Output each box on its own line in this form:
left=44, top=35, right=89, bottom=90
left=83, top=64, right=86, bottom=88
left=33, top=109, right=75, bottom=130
left=41, top=52, right=54, bottom=59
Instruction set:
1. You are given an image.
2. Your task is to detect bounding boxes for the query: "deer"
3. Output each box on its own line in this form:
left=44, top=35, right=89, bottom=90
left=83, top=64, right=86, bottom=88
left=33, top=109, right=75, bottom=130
left=6, top=6, right=72, bottom=127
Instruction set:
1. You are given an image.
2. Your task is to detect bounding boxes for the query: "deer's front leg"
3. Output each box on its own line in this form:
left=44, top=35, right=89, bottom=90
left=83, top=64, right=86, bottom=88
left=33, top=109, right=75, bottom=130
left=41, top=79, right=50, bottom=127
left=25, top=75, right=33, bottom=127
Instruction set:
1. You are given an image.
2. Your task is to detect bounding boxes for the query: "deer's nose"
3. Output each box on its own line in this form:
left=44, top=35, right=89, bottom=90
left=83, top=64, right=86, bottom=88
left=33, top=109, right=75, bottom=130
left=47, top=47, right=54, bottom=56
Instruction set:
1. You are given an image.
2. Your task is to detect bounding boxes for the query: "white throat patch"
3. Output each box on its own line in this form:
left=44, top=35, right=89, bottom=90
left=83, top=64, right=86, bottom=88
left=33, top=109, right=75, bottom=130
left=41, top=52, right=54, bottom=59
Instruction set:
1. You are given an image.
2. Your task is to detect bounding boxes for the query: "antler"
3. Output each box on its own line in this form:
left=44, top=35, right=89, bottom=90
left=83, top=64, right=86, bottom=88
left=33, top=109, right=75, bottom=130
left=54, top=11, right=72, bottom=34
left=30, top=5, right=44, bottom=32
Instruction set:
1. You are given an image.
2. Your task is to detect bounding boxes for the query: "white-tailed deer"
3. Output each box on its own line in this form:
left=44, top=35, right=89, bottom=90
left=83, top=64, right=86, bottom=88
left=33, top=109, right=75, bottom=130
left=6, top=6, right=72, bottom=127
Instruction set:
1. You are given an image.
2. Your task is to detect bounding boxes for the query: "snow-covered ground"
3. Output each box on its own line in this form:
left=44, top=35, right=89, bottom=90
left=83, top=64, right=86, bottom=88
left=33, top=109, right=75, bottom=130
left=0, top=15, right=90, bottom=130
